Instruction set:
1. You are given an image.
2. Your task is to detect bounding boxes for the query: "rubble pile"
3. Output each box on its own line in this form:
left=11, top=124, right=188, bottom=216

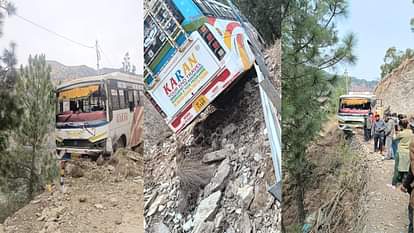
left=144, top=45, right=281, bottom=232
left=3, top=149, right=144, bottom=233
left=375, top=58, right=414, bottom=115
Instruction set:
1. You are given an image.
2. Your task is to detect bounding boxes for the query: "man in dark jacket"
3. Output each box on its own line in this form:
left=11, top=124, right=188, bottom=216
left=364, top=112, right=373, bottom=141
left=372, top=114, right=386, bottom=154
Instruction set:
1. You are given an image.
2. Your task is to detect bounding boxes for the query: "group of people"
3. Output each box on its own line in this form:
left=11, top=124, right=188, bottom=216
left=364, top=111, right=414, bottom=233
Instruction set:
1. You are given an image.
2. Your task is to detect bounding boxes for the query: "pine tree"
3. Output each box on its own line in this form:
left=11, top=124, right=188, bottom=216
left=13, top=55, right=57, bottom=199
left=234, top=0, right=282, bottom=44
left=0, top=1, right=20, bottom=151
left=282, top=0, right=356, bottom=226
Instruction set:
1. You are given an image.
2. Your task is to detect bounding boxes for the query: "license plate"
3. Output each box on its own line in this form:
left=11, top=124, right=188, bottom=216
left=193, top=95, right=208, bottom=113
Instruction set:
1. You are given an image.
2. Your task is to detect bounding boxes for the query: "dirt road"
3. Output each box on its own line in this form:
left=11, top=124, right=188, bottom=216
left=361, top=135, right=409, bottom=233
left=2, top=149, right=144, bottom=233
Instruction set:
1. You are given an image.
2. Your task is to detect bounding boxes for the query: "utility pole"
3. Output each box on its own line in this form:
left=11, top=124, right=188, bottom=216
left=345, top=69, right=349, bottom=94
left=95, top=40, right=101, bottom=75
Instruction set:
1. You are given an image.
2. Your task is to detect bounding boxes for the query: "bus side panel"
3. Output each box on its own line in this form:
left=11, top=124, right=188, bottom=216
left=128, top=106, right=144, bottom=148
left=166, top=20, right=257, bottom=133
left=108, top=108, right=133, bottom=149
left=206, top=18, right=256, bottom=72
left=148, top=34, right=221, bottom=121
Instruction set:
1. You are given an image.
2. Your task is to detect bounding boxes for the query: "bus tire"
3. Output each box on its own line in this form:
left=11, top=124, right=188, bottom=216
left=113, top=136, right=126, bottom=154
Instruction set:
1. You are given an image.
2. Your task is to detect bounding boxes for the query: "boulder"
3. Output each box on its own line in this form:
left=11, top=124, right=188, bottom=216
left=202, top=149, right=229, bottom=164
left=204, top=159, right=231, bottom=196
left=193, top=191, right=222, bottom=229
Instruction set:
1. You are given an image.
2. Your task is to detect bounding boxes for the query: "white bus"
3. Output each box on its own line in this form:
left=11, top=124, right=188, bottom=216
left=144, top=0, right=260, bottom=133
left=55, top=72, right=144, bottom=158
left=337, top=93, right=380, bottom=131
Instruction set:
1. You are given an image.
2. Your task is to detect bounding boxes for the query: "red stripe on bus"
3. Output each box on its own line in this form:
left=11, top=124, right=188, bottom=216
left=171, top=68, right=231, bottom=130
left=207, top=17, right=216, bottom=25
left=226, top=22, right=240, bottom=34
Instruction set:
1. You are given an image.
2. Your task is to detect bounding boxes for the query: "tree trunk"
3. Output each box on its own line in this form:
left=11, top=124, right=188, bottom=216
left=295, top=172, right=305, bottom=225
left=28, top=144, right=36, bottom=199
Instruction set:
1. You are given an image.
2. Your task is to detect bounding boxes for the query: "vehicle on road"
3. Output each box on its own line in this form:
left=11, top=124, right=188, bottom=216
left=337, top=92, right=382, bottom=131
left=144, top=0, right=263, bottom=133
left=55, top=72, right=144, bottom=158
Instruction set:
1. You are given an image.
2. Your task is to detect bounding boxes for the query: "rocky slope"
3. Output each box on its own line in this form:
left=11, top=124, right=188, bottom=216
left=350, top=77, right=378, bottom=92
left=144, top=43, right=281, bottom=233
left=47, top=60, right=122, bottom=85
left=1, top=149, right=144, bottom=233
left=374, top=58, right=414, bottom=115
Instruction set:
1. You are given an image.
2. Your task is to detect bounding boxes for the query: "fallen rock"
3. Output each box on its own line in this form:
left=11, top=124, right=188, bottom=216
left=78, top=196, right=87, bottom=203
left=237, top=185, right=254, bottom=208
left=96, top=155, right=105, bottom=166
left=222, top=123, right=237, bottom=138
left=239, top=212, right=252, bottom=233
left=204, top=159, right=231, bottom=196
left=147, top=194, right=166, bottom=216
left=250, top=182, right=269, bottom=211
left=192, top=221, right=214, bottom=233
left=152, top=222, right=170, bottom=233
left=193, top=191, right=222, bottom=229
left=202, top=149, right=229, bottom=164
left=67, top=163, right=84, bottom=178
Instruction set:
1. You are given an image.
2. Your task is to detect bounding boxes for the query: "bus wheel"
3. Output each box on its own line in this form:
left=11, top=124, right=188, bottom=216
left=112, top=136, right=126, bottom=154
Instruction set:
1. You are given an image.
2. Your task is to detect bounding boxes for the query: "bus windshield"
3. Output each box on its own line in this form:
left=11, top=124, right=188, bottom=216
left=56, top=84, right=107, bottom=123
left=339, top=98, right=371, bottom=114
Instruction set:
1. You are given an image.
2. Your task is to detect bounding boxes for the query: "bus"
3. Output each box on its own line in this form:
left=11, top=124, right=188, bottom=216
left=55, top=72, right=144, bottom=158
left=337, top=93, right=381, bottom=131
left=144, top=0, right=264, bottom=133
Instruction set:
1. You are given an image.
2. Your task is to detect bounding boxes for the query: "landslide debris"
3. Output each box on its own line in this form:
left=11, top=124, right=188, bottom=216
left=2, top=148, right=144, bottom=233
left=144, top=42, right=281, bottom=233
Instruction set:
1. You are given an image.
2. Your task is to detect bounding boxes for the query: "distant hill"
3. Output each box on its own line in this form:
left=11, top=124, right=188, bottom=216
left=46, top=60, right=122, bottom=85
left=350, top=77, right=378, bottom=92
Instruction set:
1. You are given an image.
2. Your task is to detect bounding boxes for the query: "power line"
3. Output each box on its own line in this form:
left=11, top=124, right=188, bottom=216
left=12, top=11, right=95, bottom=49
left=98, top=45, right=115, bottom=68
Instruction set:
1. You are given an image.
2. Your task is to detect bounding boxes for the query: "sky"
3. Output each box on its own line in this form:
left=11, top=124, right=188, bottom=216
left=0, top=0, right=143, bottom=74
left=336, top=0, right=414, bottom=80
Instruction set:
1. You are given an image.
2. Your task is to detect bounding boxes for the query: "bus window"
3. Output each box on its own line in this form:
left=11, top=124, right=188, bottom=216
left=56, top=84, right=106, bottom=114
left=127, top=90, right=135, bottom=111
left=111, top=89, right=120, bottom=110
left=144, top=16, right=168, bottom=64
left=119, top=89, right=126, bottom=109
left=134, top=90, right=141, bottom=106
left=164, top=0, right=184, bottom=23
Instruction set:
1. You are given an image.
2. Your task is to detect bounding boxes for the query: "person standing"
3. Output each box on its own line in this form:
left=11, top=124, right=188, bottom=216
left=401, top=140, right=414, bottom=233
left=384, top=115, right=395, bottom=160
left=364, top=112, right=373, bottom=141
left=393, top=119, right=413, bottom=185
left=372, top=114, right=386, bottom=154
left=364, top=114, right=371, bottom=141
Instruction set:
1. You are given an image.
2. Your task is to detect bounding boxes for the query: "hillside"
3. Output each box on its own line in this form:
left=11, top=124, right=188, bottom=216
left=46, top=61, right=122, bottom=84
left=350, top=77, right=378, bottom=92
left=374, top=58, right=414, bottom=115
